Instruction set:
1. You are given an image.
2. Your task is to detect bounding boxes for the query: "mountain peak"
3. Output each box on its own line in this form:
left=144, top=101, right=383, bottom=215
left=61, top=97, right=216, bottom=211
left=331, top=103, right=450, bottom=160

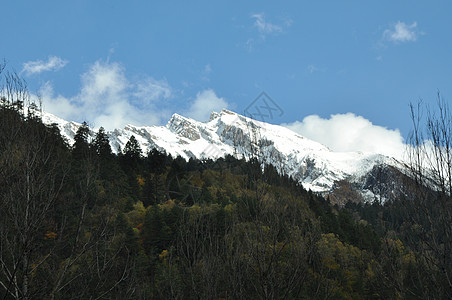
left=168, top=112, right=193, bottom=123
left=167, top=113, right=201, bottom=141
left=220, top=108, right=237, bottom=115
left=208, top=109, right=241, bottom=122
left=209, top=111, right=222, bottom=121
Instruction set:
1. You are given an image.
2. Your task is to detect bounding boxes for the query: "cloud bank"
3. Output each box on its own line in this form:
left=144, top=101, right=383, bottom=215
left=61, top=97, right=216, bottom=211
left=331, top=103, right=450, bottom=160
left=383, top=21, right=420, bottom=43
left=22, top=56, right=68, bottom=75
left=36, top=59, right=229, bottom=131
left=283, top=113, right=406, bottom=159
left=38, top=60, right=172, bottom=130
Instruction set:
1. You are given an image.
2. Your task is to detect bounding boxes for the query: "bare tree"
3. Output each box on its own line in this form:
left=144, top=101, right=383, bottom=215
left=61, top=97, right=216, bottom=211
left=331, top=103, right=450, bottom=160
left=0, top=72, right=69, bottom=299
left=172, top=206, right=227, bottom=299
left=0, top=68, right=134, bottom=299
left=404, top=93, right=452, bottom=298
left=225, top=195, right=317, bottom=300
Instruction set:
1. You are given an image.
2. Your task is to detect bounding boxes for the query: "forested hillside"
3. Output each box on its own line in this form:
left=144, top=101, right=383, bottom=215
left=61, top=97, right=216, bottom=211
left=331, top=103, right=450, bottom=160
left=1, top=73, right=452, bottom=299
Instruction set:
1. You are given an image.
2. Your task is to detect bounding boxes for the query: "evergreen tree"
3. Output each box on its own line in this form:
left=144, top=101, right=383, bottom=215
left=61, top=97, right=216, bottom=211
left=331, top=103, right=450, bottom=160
left=72, top=121, right=90, bottom=160
left=147, top=148, right=166, bottom=174
left=124, top=135, right=142, bottom=160
left=93, top=126, right=112, bottom=159
left=142, top=176, right=157, bottom=207
left=120, top=135, right=143, bottom=200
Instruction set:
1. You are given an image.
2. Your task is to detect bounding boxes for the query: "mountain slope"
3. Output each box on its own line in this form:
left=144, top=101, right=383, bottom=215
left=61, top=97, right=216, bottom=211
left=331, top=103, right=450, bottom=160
left=42, top=108, right=404, bottom=202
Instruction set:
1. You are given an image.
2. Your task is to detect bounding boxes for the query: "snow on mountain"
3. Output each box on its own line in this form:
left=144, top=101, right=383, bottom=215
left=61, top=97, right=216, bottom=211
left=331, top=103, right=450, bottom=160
left=40, top=108, right=404, bottom=202
left=40, top=110, right=84, bottom=143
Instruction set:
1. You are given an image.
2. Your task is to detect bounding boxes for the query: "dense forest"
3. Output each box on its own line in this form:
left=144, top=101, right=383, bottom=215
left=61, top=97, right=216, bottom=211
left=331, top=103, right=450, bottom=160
left=1, top=71, right=452, bottom=299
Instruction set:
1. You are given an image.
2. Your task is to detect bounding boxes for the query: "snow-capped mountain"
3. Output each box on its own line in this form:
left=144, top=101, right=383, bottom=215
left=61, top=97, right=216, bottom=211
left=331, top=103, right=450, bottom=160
left=42, top=109, right=406, bottom=204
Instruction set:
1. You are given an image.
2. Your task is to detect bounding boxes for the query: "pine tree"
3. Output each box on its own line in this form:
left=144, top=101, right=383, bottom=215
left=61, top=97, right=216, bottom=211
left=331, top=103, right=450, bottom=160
left=124, top=135, right=142, bottom=161
left=93, top=126, right=112, bottom=159
left=120, top=136, right=143, bottom=200
left=72, top=121, right=90, bottom=160
left=147, top=148, right=166, bottom=174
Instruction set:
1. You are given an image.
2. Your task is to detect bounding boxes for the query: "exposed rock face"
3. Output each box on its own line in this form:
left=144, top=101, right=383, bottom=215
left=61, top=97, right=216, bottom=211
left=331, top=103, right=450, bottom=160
left=167, top=114, right=201, bottom=141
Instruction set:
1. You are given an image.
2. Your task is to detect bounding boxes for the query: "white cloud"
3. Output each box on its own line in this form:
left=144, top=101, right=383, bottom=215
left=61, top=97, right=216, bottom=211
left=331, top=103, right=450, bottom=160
left=22, top=56, right=68, bottom=75
left=245, top=13, right=292, bottom=51
left=283, top=113, right=406, bottom=159
left=133, top=77, right=171, bottom=105
left=201, top=64, right=213, bottom=81
left=79, top=61, right=128, bottom=106
left=38, top=60, right=172, bottom=130
left=383, top=21, right=420, bottom=43
left=251, top=13, right=283, bottom=36
left=37, top=82, right=78, bottom=120
left=36, top=60, right=230, bottom=130
left=204, top=64, right=212, bottom=74
left=306, top=64, right=326, bottom=74
left=186, top=89, right=229, bottom=122
left=244, top=13, right=291, bottom=52
left=245, top=38, right=255, bottom=52
left=307, top=65, right=317, bottom=73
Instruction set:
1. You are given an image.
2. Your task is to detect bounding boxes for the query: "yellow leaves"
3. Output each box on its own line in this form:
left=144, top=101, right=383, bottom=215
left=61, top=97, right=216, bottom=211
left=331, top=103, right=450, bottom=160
left=317, top=233, right=366, bottom=290
left=95, top=181, right=107, bottom=199
left=383, top=237, right=417, bottom=267
left=189, top=171, right=204, bottom=187
left=383, top=237, right=405, bottom=254
left=204, top=169, right=242, bottom=197
left=126, top=201, right=146, bottom=228
left=133, top=200, right=146, bottom=212
left=402, top=251, right=416, bottom=265
left=159, top=249, right=169, bottom=261
left=136, top=175, right=145, bottom=187
left=365, top=262, right=376, bottom=278
left=410, top=223, right=422, bottom=233
left=207, top=186, right=218, bottom=200
left=44, top=231, right=57, bottom=240
left=358, top=219, right=368, bottom=226
left=224, top=203, right=237, bottom=217
left=160, top=199, right=176, bottom=210
left=185, top=203, right=223, bottom=223
left=260, top=225, right=271, bottom=233
left=202, top=169, right=218, bottom=182
left=31, top=263, right=38, bottom=277
left=189, top=204, right=202, bottom=216
left=319, top=233, right=361, bottom=262
left=324, top=256, right=340, bottom=270
left=391, top=238, right=404, bottom=252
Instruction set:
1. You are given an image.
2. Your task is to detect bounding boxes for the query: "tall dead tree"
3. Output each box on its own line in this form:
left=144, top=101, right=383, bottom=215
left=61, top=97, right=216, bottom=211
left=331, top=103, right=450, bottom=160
left=405, top=93, right=452, bottom=298
left=0, top=70, right=69, bottom=299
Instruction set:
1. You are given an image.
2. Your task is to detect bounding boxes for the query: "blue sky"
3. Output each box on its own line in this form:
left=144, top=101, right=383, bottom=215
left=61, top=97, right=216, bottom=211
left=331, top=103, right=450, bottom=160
left=2, top=1, right=452, bottom=156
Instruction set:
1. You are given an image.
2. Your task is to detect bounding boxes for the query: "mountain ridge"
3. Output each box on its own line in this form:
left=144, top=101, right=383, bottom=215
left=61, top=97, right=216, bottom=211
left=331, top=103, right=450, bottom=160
left=40, top=108, right=404, bottom=203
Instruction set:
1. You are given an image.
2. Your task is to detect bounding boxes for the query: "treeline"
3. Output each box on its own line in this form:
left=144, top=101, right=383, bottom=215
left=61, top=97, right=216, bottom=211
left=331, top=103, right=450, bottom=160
left=1, top=72, right=452, bottom=298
